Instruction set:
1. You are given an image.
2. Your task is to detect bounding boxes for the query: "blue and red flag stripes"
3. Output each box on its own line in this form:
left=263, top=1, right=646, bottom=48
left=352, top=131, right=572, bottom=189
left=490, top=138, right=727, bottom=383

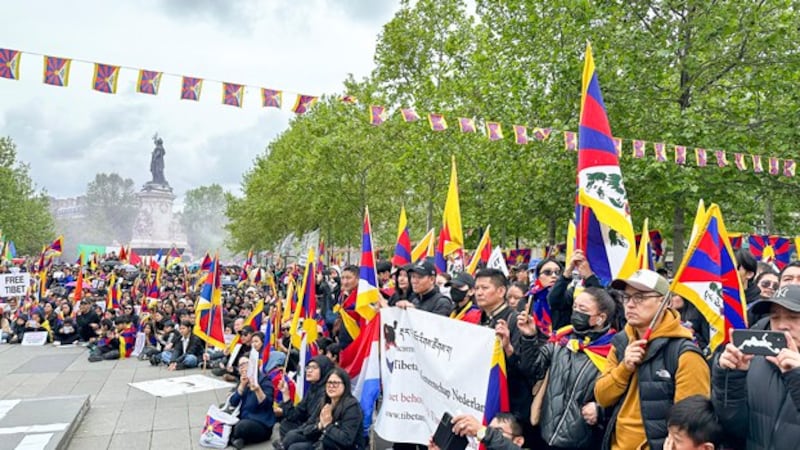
left=356, top=207, right=380, bottom=321
left=748, top=235, right=792, bottom=270
left=483, top=338, right=510, bottom=427
left=136, top=70, right=162, bottom=95
left=0, top=49, right=21, bottom=80
left=392, top=206, right=412, bottom=267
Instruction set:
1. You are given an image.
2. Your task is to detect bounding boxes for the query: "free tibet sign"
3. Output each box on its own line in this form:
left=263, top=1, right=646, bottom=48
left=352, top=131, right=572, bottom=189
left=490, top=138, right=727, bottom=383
left=0, top=273, right=30, bottom=297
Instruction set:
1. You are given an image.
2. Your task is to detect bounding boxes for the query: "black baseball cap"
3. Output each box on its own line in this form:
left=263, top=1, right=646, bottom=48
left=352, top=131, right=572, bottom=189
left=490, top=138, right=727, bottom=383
left=446, top=272, right=475, bottom=289
left=750, top=285, right=800, bottom=315
left=408, top=260, right=436, bottom=277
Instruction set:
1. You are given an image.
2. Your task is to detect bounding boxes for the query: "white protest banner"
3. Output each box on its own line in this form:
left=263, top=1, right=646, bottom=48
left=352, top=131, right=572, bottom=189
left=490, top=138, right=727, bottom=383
left=486, top=246, right=509, bottom=276
left=375, top=307, right=495, bottom=447
left=0, top=273, right=30, bottom=298
left=21, top=331, right=48, bottom=346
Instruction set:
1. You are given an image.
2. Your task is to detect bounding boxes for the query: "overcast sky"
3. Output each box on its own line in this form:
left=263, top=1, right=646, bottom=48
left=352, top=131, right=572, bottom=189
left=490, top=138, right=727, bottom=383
left=1, top=0, right=399, bottom=204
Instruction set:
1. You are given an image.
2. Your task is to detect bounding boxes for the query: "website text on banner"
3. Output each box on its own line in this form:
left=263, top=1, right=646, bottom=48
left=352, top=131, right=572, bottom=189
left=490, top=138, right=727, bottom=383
left=375, top=307, right=495, bottom=447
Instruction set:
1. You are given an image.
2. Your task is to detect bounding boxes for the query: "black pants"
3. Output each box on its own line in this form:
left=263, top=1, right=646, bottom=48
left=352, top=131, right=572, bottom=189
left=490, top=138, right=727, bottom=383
left=393, top=444, right=427, bottom=450
left=231, top=419, right=272, bottom=445
left=279, top=418, right=304, bottom=439
left=283, top=429, right=316, bottom=450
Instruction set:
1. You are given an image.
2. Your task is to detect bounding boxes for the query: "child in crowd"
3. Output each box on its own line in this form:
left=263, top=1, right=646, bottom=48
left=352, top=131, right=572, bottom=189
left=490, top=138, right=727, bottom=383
left=665, top=395, right=723, bottom=450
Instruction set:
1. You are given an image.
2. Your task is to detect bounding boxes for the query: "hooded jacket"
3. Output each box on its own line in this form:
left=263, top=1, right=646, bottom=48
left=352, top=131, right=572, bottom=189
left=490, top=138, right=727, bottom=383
left=594, top=309, right=710, bottom=450
left=280, top=355, right=335, bottom=434
left=299, top=370, right=364, bottom=450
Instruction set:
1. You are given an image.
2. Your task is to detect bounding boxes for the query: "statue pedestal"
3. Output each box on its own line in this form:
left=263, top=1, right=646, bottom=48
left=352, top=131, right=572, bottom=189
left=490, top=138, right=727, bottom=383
left=129, top=184, right=189, bottom=255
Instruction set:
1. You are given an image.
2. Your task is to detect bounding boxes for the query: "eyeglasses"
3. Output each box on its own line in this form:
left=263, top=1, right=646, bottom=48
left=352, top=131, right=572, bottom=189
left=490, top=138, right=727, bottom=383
left=540, top=269, right=561, bottom=277
left=760, top=281, right=779, bottom=290
left=620, top=292, right=663, bottom=305
left=326, top=380, right=343, bottom=387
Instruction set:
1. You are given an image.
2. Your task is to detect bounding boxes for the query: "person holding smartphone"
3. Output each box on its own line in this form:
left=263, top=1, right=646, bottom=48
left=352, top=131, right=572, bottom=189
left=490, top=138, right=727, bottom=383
left=712, top=284, right=800, bottom=449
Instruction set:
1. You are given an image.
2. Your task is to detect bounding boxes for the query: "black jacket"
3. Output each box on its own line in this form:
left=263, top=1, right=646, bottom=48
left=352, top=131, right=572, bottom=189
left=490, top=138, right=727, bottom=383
left=412, top=286, right=453, bottom=316
left=299, top=395, right=364, bottom=450
left=483, top=426, right=522, bottom=450
left=712, top=341, right=800, bottom=449
left=76, top=310, right=100, bottom=341
left=169, top=333, right=204, bottom=362
left=547, top=274, right=602, bottom=330
left=520, top=330, right=606, bottom=448
left=280, top=355, right=335, bottom=434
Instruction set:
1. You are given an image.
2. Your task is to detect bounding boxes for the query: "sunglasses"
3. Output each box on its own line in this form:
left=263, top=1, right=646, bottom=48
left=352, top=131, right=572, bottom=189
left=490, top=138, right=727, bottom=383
left=540, top=269, right=561, bottom=277
left=759, top=281, right=779, bottom=290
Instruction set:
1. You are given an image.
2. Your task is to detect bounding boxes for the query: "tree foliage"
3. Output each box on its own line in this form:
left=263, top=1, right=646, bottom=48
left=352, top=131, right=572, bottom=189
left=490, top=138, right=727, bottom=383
left=182, top=184, right=230, bottom=257
left=84, top=173, right=139, bottom=244
left=227, top=0, right=800, bottom=263
left=0, top=136, right=54, bottom=255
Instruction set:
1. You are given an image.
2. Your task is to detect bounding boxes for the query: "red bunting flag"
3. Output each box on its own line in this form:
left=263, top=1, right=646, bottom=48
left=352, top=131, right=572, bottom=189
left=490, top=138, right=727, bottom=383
left=734, top=153, right=747, bottom=171
left=632, top=140, right=646, bottom=158
left=752, top=155, right=763, bottom=173
left=784, top=160, right=796, bottom=177
left=715, top=150, right=728, bottom=167
left=769, top=157, right=779, bottom=175
left=369, top=105, right=387, bottom=126
left=340, top=95, right=357, bottom=104
left=612, top=137, right=622, bottom=155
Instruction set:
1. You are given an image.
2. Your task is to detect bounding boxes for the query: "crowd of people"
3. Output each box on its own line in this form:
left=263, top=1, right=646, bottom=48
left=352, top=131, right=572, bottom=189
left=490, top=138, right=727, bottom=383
left=1, top=246, right=800, bottom=450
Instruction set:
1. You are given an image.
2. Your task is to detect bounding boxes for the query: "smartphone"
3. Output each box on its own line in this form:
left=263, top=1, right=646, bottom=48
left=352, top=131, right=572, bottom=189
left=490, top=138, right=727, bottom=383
left=731, top=329, right=787, bottom=356
left=432, top=412, right=468, bottom=450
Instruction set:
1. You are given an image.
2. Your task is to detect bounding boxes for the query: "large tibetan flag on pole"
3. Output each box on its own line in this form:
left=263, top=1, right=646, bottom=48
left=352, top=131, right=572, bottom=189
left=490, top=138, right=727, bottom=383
left=636, top=218, right=655, bottom=271
left=290, top=248, right=317, bottom=349
left=340, top=312, right=382, bottom=439
left=670, top=204, right=747, bottom=352
left=441, top=156, right=464, bottom=257
left=575, top=43, right=637, bottom=285
left=466, top=225, right=492, bottom=276
left=483, top=338, right=510, bottom=427
left=392, top=206, right=412, bottom=267
left=410, top=228, right=435, bottom=263
left=47, top=235, right=64, bottom=257
left=194, top=255, right=226, bottom=349
left=356, top=207, right=380, bottom=321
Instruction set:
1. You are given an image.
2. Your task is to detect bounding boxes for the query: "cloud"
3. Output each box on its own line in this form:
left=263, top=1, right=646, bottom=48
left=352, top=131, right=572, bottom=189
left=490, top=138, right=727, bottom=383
left=332, top=0, right=398, bottom=23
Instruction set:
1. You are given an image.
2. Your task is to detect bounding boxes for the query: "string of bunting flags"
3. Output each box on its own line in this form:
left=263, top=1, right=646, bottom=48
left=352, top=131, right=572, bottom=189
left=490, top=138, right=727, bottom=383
left=0, top=46, right=795, bottom=178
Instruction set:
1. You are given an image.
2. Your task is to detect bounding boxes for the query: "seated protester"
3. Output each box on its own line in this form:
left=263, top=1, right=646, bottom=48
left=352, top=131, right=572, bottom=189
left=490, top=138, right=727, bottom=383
left=712, top=285, right=800, bottom=450
left=517, top=287, right=621, bottom=449
left=670, top=293, right=710, bottom=355
left=8, top=314, right=27, bottom=344
left=278, top=355, right=335, bottom=437
left=121, top=304, right=139, bottom=327
left=88, top=327, right=120, bottom=362
left=151, top=320, right=178, bottom=364
left=548, top=250, right=602, bottom=330
left=281, top=367, right=364, bottom=450
left=664, top=395, right=723, bottom=450
left=25, top=310, right=50, bottom=341
left=54, top=317, right=80, bottom=345
left=429, top=412, right=525, bottom=450
left=75, top=300, right=100, bottom=342
left=228, top=356, right=276, bottom=449
left=161, top=320, right=204, bottom=370
left=212, top=325, right=254, bottom=381
left=448, top=272, right=481, bottom=324
left=138, top=321, right=160, bottom=360
left=595, top=270, right=709, bottom=450
left=88, top=319, right=114, bottom=351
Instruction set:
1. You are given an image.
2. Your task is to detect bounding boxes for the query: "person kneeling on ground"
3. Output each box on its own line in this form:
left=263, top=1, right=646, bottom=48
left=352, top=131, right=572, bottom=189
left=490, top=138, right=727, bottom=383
left=664, top=395, right=723, bottom=450
left=428, top=413, right=525, bottom=450
left=158, top=320, right=203, bottom=370
left=228, top=356, right=275, bottom=449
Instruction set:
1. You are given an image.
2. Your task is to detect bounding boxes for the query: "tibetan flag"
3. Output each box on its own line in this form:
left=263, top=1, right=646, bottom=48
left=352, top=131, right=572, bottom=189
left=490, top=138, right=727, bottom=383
left=136, top=70, right=162, bottom=95
left=411, top=228, right=435, bottom=263
left=715, top=150, right=728, bottom=167
left=73, top=255, right=84, bottom=303
left=612, top=137, right=622, bottom=156
left=752, top=155, right=764, bottom=173
left=222, top=82, right=244, bottom=107
left=695, top=148, right=708, bottom=167
left=441, top=156, right=464, bottom=256
left=48, top=235, right=64, bottom=256
left=784, top=160, right=796, bottom=177
left=240, top=248, right=254, bottom=281
left=532, top=127, right=552, bottom=141
left=728, top=233, right=743, bottom=250
left=575, top=43, right=637, bottom=286
left=129, top=248, right=142, bottom=265
left=513, top=125, right=528, bottom=145
left=318, top=238, right=327, bottom=273
left=392, top=206, right=412, bottom=267
left=201, top=252, right=213, bottom=271
left=194, top=256, right=226, bottom=349
left=466, top=225, right=492, bottom=276
left=654, top=143, right=666, bottom=162
left=632, top=140, right=645, bottom=158
left=289, top=248, right=318, bottom=349
left=147, top=268, right=161, bottom=299
left=166, top=247, right=182, bottom=268
left=649, top=229, right=664, bottom=262
left=734, top=153, right=747, bottom=171
left=486, top=122, right=503, bottom=141
left=106, top=274, right=121, bottom=310
left=428, top=113, right=447, bottom=131
left=181, top=76, right=203, bottom=101
left=260, top=320, right=273, bottom=373
left=749, top=235, right=792, bottom=270
left=262, top=88, right=282, bottom=108
left=92, top=63, right=120, bottom=94
left=530, top=279, right=553, bottom=336
left=636, top=218, right=655, bottom=271
left=769, top=157, right=780, bottom=175
left=119, top=324, right=137, bottom=358
left=356, top=207, right=380, bottom=321
left=340, top=313, right=382, bottom=438
left=244, top=298, right=264, bottom=335
left=434, top=228, right=447, bottom=274
left=483, top=338, right=510, bottom=427
left=340, top=94, right=357, bottom=104
left=689, top=199, right=706, bottom=244
left=458, top=117, right=476, bottom=133
left=506, top=249, right=532, bottom=267
left=204, top=416, right=226, bottom=441
left=118, top=246, right=128, bottom=263
left=675, top=145, right=687, bottom=165
left=400, top=108, right=419, bottom=122
left=43, top=56, right=71, bottom=86
left=551, top=325, right=616, bottom=372
left=369, top=105, right=387, bottom=126
left=564, top=131, right=577, bottom=151
left=670, top=203, right=747, bottom=352
left=292, top=94, right=317, bottom=114
left=0, top=49, right=21, bottom=80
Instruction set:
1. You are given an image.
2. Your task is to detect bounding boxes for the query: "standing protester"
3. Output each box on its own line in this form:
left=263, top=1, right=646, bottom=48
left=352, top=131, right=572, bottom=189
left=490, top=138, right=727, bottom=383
left=712, top=285, right=800, bottom=450
left=596, top=270, right=709, bottom=450
left=399, top=260, right=453, bottom=316
left=447, top=272, right=480, bottom=324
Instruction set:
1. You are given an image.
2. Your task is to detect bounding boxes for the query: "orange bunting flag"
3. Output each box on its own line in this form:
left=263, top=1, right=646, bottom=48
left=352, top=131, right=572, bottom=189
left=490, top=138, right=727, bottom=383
left=136, top=70, right=162, bottom=95
left=92, top=63, right=120, bottom=94
left=513, top=125, right=528, bottom=145
left=222, top=82, right=244, bottom=107
left=43, top=56, right=71, bottom=87
left=292, top=94, right=317, bottom=114
left=181, top=76, right=203, bottom=101
left=428, top=113, right=447, bottom=131
left=262, top=88, right=282, bottom=108
left=486, top=122, right=503, bottom=141
left=458, top=117, right=476, bottom=133
left=369, top=105, right=387, bottom=126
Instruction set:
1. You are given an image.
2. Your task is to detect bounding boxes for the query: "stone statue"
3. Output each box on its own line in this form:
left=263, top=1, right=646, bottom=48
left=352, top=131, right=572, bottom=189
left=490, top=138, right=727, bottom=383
left=150, top=134, right=167, bottom=185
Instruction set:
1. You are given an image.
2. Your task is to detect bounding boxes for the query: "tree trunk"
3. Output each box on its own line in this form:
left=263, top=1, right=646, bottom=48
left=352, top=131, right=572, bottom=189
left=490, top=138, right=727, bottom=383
left=765, top=197, right=775, bottom=234
left=547, top=217, right=557, bottom=246
left=672, top=204, right=685, bottom=272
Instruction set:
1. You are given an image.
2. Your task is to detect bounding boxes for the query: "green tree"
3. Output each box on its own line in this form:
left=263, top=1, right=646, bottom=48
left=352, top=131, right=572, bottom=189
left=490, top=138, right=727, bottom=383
left=0, top=136, right=54, bottom=255
left=182, top=184, right=229, bottom=256
left=85, top=173, right=138, bottom=244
